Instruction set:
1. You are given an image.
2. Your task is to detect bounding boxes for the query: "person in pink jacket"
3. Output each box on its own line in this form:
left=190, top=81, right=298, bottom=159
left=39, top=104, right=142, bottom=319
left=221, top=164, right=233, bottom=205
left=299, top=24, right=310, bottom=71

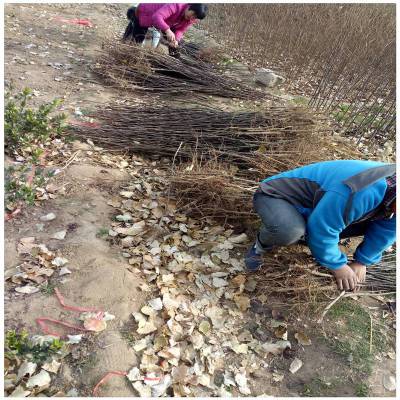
left=123, top=3, right=208, bottom=51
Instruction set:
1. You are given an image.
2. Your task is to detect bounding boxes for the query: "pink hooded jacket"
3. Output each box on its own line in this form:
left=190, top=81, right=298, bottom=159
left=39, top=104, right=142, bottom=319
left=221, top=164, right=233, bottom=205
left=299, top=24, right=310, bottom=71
left=137, top=3, right=196, bottom=42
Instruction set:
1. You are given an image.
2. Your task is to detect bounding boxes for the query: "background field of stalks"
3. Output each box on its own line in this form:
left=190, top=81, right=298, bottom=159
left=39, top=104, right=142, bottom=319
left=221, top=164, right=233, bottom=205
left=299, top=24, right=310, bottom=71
left=203, top=4, right=396, bottom=149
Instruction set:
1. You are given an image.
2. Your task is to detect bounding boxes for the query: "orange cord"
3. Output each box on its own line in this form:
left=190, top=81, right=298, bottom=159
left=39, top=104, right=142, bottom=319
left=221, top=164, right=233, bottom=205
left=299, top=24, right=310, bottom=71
left=92, top=371, right=128, bottom=396
left=35, top=288, right=104, bottom=337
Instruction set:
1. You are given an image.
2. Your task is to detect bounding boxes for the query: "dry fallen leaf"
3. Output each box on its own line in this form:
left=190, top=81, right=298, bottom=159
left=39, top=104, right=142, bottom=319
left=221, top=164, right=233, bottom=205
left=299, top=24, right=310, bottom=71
left=190, top=330, right=205, bottom=350
left=137, top=318, right=158, bottom=335
left=231, top=274, right=246, bottom=287
left=151, top=374, right=172, bottom=397
left=295, top=332, right=312, bottom=346
left=42, top=360, right=61, bottom=374
left=83, top=318, right=107, bottom=332
left=262, top=340, right=291, bottom=355
left=198, top=320, right=211, bottom=335
left=205, top=306, right=226, bottom=329
left=59, top=267, right=72, bottom=276
left=272, top=372, right=285, bottom=382
left=148, top=298, right=163, bottom=311
left=17, top=237, right=36, bottom=254
left=26, top=369, right=51, bottom=388
left=51, top=257, right=68, bottom=267
left=15, top=285, right=39, bottom=295
left=231, top=343, right=248, bottom=354
left=127, top=367, right=142, bottom=382
left=9, top=385, right=31, bottom=397
left=274, top=326, right=288, bottom=340
left=17, top=361, right=37, bottom=381
left=212, top=277, right=228, bottom=288
left=132, top=380, right=152, bottom=397
left=289, top=358, right=303, bottom=374
left=171, top=365, right=189, bottom=384
left=228, top=233, right=248, bottom=244
left=233, top=294, right=250, bottom=312
left=235, top=370, right=251, bottom=395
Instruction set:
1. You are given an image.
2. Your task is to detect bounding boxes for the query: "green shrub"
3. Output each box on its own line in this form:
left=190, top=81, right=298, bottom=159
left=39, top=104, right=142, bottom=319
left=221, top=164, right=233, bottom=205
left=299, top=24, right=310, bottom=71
left=4, top=87, right=67, bottom=156
left=4, top=164, right=54, bottom=210
left=5, top=329, right=65, bottom=364
left=4, top=88, right=66, bottom=210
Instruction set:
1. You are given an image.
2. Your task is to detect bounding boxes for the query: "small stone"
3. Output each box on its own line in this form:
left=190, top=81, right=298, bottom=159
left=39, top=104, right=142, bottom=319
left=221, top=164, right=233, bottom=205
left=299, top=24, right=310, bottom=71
left=66, top=388, right=79, bottom=397
left=36, top=223, right=45, bottom=232
left=116, top=214, right=133, bottom=222
left=383, top=375, right=396, bottom=392
left=52, top=230, right=67, bottom=240
left=40, top=213, right=56, bottom=221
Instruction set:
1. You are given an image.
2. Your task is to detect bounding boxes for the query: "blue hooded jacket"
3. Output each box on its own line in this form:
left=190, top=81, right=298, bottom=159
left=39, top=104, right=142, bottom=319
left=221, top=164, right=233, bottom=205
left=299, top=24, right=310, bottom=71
left=260, top=160, right=396, bottom=270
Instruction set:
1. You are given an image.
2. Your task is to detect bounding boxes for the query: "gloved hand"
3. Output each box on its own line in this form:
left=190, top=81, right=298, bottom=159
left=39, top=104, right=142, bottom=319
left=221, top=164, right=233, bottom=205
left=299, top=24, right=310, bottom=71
left=332, top=264, right=358, bottom=291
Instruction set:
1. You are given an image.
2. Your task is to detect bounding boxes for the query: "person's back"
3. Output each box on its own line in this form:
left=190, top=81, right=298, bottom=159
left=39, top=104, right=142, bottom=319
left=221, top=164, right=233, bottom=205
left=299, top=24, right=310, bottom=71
left=246, top=160, right=396, bottom=292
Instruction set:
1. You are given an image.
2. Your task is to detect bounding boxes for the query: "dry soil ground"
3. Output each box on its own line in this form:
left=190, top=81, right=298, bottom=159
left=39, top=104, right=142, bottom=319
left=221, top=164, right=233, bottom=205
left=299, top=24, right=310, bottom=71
left=4, top=3, right=396, bottom=398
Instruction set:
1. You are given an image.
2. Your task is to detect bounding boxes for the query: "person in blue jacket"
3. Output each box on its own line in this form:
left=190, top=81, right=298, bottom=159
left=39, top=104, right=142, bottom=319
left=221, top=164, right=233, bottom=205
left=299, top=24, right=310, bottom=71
left=245, top=160, right=396, bottom=291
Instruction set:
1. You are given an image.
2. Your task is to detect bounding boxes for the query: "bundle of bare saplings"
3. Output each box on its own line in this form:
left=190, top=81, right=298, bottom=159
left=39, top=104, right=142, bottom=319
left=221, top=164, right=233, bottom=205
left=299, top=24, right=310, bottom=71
left=254, top=249, right=396, bottom=304
left=92, top=41, right=271, bottom=100
left=72, top=103, right=326, bottom=166
left=72, top=102, right=333, bottom=223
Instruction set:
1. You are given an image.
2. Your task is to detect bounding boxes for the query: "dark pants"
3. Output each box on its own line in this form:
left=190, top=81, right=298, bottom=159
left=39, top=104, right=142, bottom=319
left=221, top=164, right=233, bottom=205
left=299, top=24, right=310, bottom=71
left=123, top=7, right=148, bottom=43
left=253, top=191, right=369, bottom=253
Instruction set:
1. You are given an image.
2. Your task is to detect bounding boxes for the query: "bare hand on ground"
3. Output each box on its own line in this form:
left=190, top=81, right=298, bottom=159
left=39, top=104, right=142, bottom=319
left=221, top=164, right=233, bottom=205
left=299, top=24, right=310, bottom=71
left=332, top=264, right=358, bottom=291
left=349, top=262, right=366, bottom=291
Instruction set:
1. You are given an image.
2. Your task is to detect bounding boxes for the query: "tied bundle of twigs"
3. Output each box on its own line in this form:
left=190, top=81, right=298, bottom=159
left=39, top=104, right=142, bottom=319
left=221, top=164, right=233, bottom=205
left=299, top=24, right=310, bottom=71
left=255, top=249, right=396, bottom=304
left=92, top=41, right=271, bottom=100
left=363, top=252, right=396, bottom=294
left=168, top=157, right=257, bottom=223
left=72, top=103, right=327, bottom=169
